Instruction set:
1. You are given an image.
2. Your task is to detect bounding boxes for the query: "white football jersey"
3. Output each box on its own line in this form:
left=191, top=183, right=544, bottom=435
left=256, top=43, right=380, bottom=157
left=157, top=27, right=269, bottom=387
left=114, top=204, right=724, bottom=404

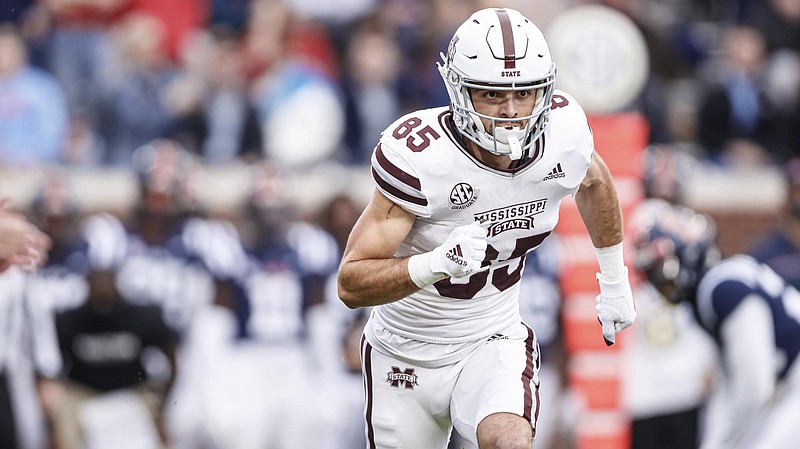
left=368, top=90, right=593, bottom=343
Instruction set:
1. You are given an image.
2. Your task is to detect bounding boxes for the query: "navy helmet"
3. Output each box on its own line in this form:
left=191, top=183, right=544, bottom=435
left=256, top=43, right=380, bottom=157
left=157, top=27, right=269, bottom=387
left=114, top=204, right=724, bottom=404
left=632, top=199, right=720, bottom=303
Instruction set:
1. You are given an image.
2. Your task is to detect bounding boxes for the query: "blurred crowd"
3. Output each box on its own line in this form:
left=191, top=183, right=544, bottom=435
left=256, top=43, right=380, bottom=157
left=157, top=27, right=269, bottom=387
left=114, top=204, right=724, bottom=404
left=2, top=0, right=800, bottom=449
left=0, top=0, right=798, bottom=170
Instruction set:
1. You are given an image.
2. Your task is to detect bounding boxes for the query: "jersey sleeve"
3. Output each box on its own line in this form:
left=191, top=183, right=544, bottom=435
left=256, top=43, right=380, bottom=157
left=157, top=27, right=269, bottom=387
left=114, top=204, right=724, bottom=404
left=551, top=91, right=594, bottom=197
left=695, top=257, right=759, bottom=332
left=370, top=139, right=432, bottom=218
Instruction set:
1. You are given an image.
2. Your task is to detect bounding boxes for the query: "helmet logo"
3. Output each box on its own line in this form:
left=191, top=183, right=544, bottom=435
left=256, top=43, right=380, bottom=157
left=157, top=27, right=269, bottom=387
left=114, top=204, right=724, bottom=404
left=447, top=35, right=459, bottom=66
left=494, top=8, right=517, bottom=69
left=501, top=70, right=521, bottom=77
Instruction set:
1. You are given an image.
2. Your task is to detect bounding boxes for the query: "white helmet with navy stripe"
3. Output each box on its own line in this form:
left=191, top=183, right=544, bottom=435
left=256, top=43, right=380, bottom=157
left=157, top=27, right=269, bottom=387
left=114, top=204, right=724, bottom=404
left=437, top=7, right=556, bottom=161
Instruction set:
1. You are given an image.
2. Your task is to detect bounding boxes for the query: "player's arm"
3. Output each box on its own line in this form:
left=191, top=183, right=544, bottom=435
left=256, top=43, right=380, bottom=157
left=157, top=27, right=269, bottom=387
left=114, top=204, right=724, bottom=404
left=575, top=152, right=635, bottom=345
left=575, top=152, right=623, bottom=247
left=337, top=189, right=420, bottom=308
left=701, top=294, right=775, bottom=449
left=338, top=189, right=487, bottom=308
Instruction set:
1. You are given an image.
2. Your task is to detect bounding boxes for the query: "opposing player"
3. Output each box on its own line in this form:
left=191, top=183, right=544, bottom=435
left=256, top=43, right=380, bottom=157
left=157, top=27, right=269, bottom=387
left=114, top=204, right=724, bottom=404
left=337, top=7, right=635, bottom=449
left=633, top=199, right=800, bottom=449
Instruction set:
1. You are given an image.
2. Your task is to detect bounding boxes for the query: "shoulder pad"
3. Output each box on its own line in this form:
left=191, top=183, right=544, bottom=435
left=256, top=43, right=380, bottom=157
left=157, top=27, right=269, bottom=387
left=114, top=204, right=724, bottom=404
left=370, top=108, right=448, bottom=217
left=370, top=141, right=431, bottom=217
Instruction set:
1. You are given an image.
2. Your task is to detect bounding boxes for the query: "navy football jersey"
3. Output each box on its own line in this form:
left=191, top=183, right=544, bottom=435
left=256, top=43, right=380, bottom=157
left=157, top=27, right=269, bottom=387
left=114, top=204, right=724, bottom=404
left=695, top=256, right=800, bottom=379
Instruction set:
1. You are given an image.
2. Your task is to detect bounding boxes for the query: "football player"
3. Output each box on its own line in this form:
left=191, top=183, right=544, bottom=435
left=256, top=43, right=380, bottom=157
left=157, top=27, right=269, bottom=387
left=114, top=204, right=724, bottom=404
left=634, top=199, right=800, bottom=449
left=337, top=7, right=635, bottom=449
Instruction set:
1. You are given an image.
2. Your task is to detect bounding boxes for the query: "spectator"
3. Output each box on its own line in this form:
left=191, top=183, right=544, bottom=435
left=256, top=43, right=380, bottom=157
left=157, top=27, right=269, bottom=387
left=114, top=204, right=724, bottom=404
left=246, top=0, right=345, bottom=169
left=286, top=0, right=377, bottom=26
left=120, top=0, right=209, bottom=62
left=0, top=23, right=68, bottom=167
left=641, top=144, right=699, bottom=205
left=697, top=25, right=779, bottom=165
left=164, top=26, right=263, bottom=164
left=97, top=13, right=180, bottom=166
left=391, top=0, right=475, bottom=111
left=741, top=0, right=800, bottom=53
left=763, top=49, right=800, bottom=162
left=38, top=0, right=127, bottom=124
left=341, top=24, right=402, bottom=164
left=209, top=0, right=254, bottom=31
left=0, top=0, right=36, bottom=24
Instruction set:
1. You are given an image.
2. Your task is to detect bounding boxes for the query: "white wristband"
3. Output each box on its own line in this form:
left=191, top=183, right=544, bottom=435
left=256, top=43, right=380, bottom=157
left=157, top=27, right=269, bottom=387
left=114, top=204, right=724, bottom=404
left=408, top=252, right=448, bottom=288
left=595, top=241, right=626, bottom=282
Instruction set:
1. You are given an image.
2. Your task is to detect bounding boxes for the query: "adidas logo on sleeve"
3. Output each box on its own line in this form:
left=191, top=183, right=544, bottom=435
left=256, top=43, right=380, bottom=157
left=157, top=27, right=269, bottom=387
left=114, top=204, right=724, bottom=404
left=542, top=163, right=566, bottom=181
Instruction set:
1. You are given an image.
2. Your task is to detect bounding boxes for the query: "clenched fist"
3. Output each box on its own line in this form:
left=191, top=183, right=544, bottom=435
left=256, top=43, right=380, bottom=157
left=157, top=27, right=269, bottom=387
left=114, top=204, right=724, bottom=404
left=407, top=221, right=488, bottom=288
left=430, top=222, right=488, bottom=278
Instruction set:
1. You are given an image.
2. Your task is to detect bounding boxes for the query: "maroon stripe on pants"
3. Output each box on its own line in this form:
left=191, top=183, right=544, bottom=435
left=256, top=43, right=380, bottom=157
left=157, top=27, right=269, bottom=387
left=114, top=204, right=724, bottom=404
left=521, top=324, right=537, bottom=422
left=362, top=336, right=377, bottom=449
left=494, top=8, right=516, bottom=69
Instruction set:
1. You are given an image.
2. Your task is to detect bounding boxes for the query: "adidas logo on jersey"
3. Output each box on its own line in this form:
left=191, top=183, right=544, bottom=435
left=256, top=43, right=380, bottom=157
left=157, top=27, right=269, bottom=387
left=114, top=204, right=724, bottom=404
left=542, top=163, right=566, bottom=181
left=445, top=245, right=467, bottom=266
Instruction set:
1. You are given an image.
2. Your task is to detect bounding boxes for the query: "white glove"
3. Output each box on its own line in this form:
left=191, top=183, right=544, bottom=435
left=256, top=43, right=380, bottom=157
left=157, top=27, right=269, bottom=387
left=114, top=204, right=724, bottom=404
left=407, top=222, right=488, bottom=287
left=596, top=266, right=636, bottom=346
left=431, top=222, right=488, bottom=277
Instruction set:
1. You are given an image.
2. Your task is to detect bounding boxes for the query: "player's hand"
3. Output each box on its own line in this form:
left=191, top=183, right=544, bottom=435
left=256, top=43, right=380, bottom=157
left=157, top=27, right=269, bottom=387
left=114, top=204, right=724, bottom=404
left=0, top=201, right=51, bottom=272
left=596, top=267, right=636, bottom=346
left=430, top=222, right=487, bottom=278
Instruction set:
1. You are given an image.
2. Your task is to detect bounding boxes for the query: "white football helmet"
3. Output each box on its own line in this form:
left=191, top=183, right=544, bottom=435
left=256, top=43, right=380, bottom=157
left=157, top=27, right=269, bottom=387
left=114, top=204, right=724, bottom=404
left=438, top=8, right=556, bottom=161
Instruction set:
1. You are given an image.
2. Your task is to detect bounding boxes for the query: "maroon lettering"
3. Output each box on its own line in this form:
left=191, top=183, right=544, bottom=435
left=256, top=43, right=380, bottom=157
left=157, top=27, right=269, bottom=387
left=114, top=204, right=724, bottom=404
left=391, top=117, right=441, bottom=152
left=433, top=232, right=551, bottom=299
left=551, top=94, right=569, bottom=110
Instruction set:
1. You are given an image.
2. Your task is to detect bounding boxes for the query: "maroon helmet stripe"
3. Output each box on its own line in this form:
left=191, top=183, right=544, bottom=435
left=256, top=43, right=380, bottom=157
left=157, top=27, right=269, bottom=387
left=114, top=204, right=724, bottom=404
left=495, top=8, right=516, bottom=69
left=376, top=144, right=422, bottom=189
left=372, top=167, right=428, bottom=206
left=362, top=336, right=377, bottom=449
left=521, top=323, right=537, bottom=422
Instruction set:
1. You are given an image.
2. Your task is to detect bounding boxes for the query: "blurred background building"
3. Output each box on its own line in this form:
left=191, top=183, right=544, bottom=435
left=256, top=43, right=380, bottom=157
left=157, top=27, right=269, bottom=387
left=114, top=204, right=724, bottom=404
left=1, top=0, right=799, bottom=449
